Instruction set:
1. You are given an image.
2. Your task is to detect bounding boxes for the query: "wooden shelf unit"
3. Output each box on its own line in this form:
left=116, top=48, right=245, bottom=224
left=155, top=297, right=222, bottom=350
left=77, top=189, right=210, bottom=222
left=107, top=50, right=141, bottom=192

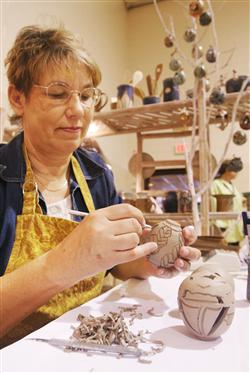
left=93, top=91, right=250, bottom=234
left=93, top=91, right=250, bottom=136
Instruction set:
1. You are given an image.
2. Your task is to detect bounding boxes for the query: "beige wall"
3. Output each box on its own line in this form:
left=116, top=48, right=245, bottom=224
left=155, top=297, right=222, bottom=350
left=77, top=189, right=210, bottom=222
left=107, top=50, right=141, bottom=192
left=1, top=0, right=249, bottom=193
left=126, top=0, right=250, bottom=193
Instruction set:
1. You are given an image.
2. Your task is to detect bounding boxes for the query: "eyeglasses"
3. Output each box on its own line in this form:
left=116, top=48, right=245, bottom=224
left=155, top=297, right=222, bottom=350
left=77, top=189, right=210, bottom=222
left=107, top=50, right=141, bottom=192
left=33, top=82, right=103, bottom=108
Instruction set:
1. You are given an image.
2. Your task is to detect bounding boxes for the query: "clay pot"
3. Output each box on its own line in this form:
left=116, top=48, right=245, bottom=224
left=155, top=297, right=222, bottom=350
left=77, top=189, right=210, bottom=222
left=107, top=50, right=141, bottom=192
left=240, top=112, right=250, bottom=130
left=213, top=194, right=234, bottom=212
left=233, top=130, right=247, bottom=145
left=178, top=263, right=235, bottom=340
left=142, top=219, right=183, bottom=268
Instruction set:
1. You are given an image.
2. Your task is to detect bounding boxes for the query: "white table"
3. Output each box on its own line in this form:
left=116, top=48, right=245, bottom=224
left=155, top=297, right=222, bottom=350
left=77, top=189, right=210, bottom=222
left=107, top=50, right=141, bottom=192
left=1, top=273, right=249, bottom=372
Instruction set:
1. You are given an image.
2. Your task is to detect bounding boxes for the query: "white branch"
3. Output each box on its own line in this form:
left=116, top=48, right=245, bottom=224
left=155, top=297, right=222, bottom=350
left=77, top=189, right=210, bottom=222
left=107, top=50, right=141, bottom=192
left=197, top=77, right=250, bottom=197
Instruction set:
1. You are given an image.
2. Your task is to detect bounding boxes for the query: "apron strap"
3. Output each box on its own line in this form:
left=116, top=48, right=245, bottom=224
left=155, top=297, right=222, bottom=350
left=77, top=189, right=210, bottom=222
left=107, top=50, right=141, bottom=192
left=71, top=156, right=95, bottom=212
left=22, top=146, right=43, bottom=215
left=22, top=145, right=95, bottom=215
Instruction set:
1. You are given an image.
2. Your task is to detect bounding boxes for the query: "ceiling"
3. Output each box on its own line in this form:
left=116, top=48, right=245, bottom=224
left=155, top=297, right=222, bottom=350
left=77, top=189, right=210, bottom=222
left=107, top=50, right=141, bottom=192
left=124, top=0, right=166, bottom=10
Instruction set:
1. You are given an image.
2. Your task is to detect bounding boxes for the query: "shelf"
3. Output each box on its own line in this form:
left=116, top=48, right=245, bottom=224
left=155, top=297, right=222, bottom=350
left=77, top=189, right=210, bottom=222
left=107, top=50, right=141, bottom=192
left=93, top=91, right=250, bottom=137
left=143, top=211, right=245, bottom=226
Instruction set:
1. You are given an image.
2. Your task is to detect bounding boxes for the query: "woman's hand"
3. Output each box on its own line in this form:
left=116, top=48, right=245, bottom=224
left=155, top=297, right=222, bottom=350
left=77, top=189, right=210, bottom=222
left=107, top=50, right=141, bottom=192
left=111, top=225, right=201, bottom=280
left=54, top=204, right=158, bottom=286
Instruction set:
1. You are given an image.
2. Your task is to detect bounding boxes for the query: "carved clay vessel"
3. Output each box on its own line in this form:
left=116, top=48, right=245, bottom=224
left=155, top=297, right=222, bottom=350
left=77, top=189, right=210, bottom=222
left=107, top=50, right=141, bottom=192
left=178, top=263, right=235, bottom=340
left=142, top=219, right=183, bottom=268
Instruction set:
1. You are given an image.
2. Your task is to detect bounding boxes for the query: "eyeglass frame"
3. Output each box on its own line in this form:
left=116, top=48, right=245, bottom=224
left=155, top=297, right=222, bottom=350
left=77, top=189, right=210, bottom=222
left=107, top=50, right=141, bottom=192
left=33, top=82, right=105, bottom=108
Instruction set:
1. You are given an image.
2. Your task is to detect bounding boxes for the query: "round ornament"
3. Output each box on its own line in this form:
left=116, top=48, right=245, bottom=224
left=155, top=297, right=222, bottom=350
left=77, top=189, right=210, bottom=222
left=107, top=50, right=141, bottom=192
left=199, top=11, right=212, bottom=26
left=192, top=45, right=203, bottom=59
left=189, top=0, right=204, bottom=17
left=184, top=28, right=196, bottom=42
left=142, top=219, right=183, bottom=268
left=209, top=88, right=225, bottom=105
left=240, top=112, right=250, bottom=130
left=194, top=64, right=206, bottom=79
left=206, top=47, right=217, bottom=63
left=173, top=70, right=186, bottom=85
left=233, top=130, right=247, bottom=145
left=178, top=263, right=235, bottom=340
left=169, top=58, right=182, bottom=72
left=164, top=34, right=174, bottom=48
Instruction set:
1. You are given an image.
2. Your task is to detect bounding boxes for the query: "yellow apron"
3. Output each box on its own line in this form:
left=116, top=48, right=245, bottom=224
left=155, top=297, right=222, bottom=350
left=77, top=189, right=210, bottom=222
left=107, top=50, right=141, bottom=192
left=2, top=147, right=105, bottom=345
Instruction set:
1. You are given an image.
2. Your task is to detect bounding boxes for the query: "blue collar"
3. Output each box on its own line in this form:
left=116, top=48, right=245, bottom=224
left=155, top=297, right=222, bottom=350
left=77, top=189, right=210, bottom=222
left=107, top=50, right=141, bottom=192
left=0, top=132, right=106, bottom=182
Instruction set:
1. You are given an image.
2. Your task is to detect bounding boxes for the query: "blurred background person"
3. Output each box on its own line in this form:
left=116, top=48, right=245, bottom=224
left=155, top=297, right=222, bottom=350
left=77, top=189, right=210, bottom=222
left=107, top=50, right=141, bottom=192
left=210, top=157, right=247, bottom=246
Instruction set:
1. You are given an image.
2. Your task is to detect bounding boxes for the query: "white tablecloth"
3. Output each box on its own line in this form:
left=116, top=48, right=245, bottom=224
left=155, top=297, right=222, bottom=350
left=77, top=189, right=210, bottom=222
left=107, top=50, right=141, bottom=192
left=1, top=273, right=249, bottom=372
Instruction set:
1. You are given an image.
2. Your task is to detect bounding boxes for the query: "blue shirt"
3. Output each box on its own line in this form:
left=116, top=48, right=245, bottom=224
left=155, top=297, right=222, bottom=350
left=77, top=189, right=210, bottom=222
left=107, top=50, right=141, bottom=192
left=0, top=132, right=121, bottom=275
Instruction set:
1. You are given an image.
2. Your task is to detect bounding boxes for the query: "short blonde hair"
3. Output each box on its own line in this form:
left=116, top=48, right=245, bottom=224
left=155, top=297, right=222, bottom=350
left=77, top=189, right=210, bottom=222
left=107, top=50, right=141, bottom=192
left=5, top=25, right=102, bottom=123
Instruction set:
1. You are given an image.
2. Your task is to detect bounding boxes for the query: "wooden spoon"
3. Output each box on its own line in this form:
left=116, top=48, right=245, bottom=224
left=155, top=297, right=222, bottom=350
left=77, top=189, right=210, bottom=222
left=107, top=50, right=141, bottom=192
left=146, top=75, right=153, bottom=96
left=134, top=86, right=146, bottom=99
left=153, top=63, right=163, bottom=95
left=131, top=70, right=143, bottom=87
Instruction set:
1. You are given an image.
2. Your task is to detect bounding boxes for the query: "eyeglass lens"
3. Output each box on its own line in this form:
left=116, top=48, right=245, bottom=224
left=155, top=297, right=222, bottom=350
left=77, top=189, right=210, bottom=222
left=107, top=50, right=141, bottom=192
left=47, top=84, right=100, bottom=106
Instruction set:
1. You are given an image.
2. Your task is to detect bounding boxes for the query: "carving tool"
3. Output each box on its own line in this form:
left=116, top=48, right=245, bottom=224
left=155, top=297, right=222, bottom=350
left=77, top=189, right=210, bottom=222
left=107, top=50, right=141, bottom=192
left=28, top=338, right=142, bottom=358
left=67, top=209, right=152, bottom=230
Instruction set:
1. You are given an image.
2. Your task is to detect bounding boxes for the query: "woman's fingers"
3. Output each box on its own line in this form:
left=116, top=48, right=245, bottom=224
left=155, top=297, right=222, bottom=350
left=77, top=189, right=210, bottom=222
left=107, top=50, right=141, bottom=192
left=182, top=225, right=197, bottom=245
left=111, top=217, right=143, bottom=236
left=179, top=246, right=201, bottom=261
left=114, top=242, right=158, bottom=264
left=95, top=204, right=146, bottom=227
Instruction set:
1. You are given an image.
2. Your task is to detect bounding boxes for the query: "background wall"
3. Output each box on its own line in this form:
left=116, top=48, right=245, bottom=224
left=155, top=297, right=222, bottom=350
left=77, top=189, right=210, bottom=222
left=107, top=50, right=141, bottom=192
left=125, top=0, right=250, bottom=193
left=0, top=0, right=249, bottom=193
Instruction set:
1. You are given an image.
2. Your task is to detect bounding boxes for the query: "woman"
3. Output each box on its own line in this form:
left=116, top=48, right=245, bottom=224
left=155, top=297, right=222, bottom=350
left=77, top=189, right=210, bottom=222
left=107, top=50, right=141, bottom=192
left=211, top=157, right=246, bottom=245
left=0, top=25, right=200, bottom=346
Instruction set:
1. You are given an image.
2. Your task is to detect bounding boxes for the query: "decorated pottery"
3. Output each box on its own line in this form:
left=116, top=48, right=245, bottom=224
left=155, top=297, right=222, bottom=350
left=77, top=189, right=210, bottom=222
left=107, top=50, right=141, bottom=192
left=199, top=11, right=212, bottom=26
left=233, top=130, right=247, bottom=145
left=225, top=74, right=250, bottom=93
left=178, top=263, right=235, bottom=340
left=240, top=112, right=250, bottom=130
left=189, top=0, right=204, bottom=17
left=206, top=47, right=217, bottom=63
left=194, top=64, right=206, bottom=79
left=173, top=70, right=186, bottom=85
left=142, top=219, right=183, bottom=268
left=164, top=34, right=175, bottom=48
left=184, top=28, right=196, bottom=42
left=163, top=78, right=180, bottom=101
left=209, top=88, right=226, bottom=105
left=169, top=58, right=182, bottom=72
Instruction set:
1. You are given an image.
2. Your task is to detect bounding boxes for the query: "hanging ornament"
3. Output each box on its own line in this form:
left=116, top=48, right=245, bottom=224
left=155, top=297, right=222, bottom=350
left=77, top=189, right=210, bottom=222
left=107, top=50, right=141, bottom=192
left=215, top=109, right=228, bottom=131
left=233, top=130, right=247, bottom=145
left=184, top=28, right=196, bottom=42
left=189, top=1, right=204, bottom=17
left=206, top=46, right=217, bottom=63
left=192, top=45, right=203, bottom=59
left=205, top=78, right=211, bottom=92
left=173, top=70, right=186, bottom=85
left=240, top=112, right=250, bottom=130
left=209, top=88, right=226, bottom=105
left=199, top=11, right=212, bottom=26
left=194, top=64, right=206, bottom=79
left=164, top=34, right=175, bottom=48
left=169, top=58, right=182, bottom=72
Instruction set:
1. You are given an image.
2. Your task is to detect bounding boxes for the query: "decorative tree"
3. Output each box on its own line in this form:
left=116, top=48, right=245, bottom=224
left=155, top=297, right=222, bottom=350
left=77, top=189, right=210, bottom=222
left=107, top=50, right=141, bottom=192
left=153, top=0, right=249, bottom=235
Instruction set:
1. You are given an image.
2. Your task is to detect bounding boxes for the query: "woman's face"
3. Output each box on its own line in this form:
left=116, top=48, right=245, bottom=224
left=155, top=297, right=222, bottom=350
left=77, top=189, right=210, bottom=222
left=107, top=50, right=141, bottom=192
left=20, top=63, right=94, bottom=156
left=223, top=170, right=238, bottom=181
